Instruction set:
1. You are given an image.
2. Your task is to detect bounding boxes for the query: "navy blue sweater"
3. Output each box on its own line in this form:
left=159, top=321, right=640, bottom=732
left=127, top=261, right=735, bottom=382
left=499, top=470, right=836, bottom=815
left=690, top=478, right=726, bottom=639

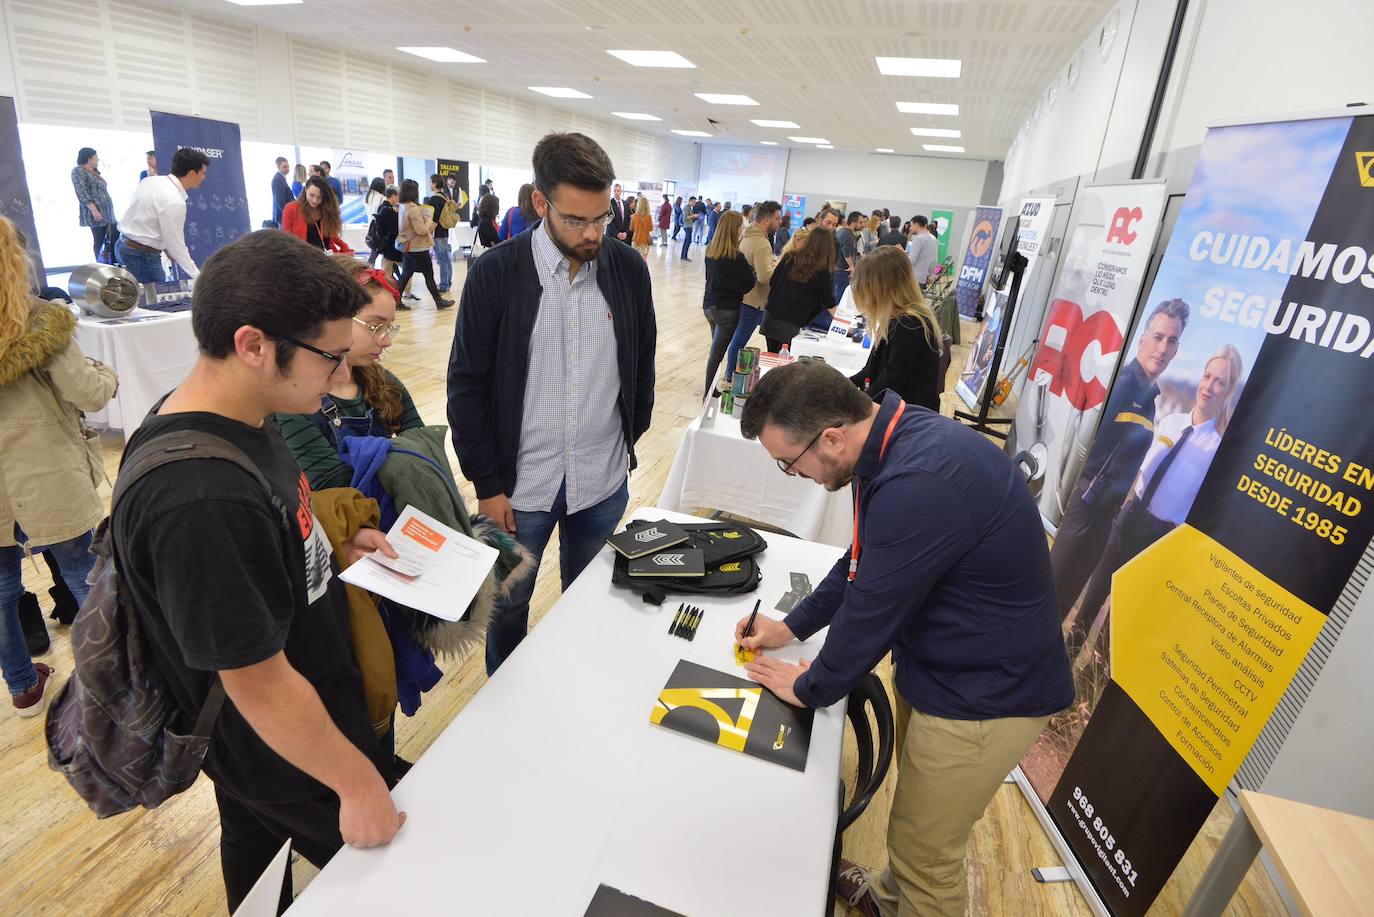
left=787, top=392, right=1074, bottom=719
left=446, top=224, right=657, bottom=500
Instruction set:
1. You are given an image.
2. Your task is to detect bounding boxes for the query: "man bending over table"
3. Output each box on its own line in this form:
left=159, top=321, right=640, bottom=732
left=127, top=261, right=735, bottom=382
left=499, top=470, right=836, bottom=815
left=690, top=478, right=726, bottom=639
left=735, top=362, right=1073, bottom=917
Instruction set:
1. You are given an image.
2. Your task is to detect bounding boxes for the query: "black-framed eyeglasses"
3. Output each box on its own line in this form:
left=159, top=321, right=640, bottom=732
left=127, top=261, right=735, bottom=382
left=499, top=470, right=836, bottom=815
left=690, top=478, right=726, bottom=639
left=280, top=335, right=347, bottom=371
left=777, top=429, right=827, bottom=475
left=545, top=200, right=614, bottom=232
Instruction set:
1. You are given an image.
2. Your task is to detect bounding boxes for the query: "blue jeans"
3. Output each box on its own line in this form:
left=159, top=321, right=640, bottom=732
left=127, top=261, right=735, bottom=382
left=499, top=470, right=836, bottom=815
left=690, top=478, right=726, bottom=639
left=115, top=239, right=166, bottom=284
left=1, top=532, right=95, bottom=695
left=725, top=304, right=764, bottom=382
left=485, top=478, right=629, bottom=676
left=834, top=268, right=851, bottom=303
left=434, top=237, right=453, bottom=290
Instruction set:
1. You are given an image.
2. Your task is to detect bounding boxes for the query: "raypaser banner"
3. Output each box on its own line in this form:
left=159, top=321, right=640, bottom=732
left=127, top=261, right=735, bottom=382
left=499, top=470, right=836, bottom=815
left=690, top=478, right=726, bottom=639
left=955, top=205, right=1002, bottom=319
left=1007, top=181, right=1167, bottom=530
left=150, top=111, right=249, bottom=271
left=0, top=96, right=44, bottom=280
left=436, top=159, right=470, bottom=221
left=1025, top=112, right=1374, bottom=916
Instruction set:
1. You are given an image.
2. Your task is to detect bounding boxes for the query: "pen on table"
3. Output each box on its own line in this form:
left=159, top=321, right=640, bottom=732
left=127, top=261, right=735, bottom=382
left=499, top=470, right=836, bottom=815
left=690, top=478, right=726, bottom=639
left=689, top=607, right=703, bottom=641
left=670, top=603, right=684, bottom=636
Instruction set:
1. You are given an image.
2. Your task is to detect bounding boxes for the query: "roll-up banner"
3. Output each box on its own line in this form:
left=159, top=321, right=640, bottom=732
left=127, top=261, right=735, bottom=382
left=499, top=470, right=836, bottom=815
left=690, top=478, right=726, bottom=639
left=436, top=159, right=470, bottom=221
left=954, top=205, right=1002, bottom=319
left=1007, top=181, right=1168, bottom=531
left=1020, top=112, right=1374, bottom=916
left=150, top=111, right=250, bottom=269
left=0, top=96, right=44, bottom=279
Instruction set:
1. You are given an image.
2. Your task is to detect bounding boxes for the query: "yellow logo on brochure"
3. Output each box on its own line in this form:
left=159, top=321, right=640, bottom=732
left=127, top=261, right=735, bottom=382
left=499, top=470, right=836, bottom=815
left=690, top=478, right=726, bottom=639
left=1357, top=152, right=1374, bottom=187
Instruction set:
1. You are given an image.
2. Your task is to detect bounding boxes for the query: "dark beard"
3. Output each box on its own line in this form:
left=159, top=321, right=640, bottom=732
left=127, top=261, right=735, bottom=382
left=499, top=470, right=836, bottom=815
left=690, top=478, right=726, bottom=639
left=549, top=230, right=601, bottom=265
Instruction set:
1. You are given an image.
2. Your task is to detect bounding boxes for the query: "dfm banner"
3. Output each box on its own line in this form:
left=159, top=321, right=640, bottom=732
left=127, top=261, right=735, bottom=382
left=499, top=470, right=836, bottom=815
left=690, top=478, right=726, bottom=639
left=1024, top=113, right=1374, bottom=916
left=1007, top=181, right=1167, bottom=530
left=0, top=97, right=43, bottom=279
left=955, top=205, right=1002, bottom=318
left=436, top=159, right=470, bottom=221
left=150, top=111, right=249, bottom=270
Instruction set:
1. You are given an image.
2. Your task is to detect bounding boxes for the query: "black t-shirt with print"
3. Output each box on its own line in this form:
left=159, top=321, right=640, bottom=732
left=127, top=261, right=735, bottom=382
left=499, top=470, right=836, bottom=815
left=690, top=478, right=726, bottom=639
left=113, top=410, right=384, bottom=804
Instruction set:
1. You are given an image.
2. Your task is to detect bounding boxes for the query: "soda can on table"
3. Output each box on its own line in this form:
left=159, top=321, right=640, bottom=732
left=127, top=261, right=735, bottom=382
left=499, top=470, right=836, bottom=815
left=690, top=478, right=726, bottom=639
left=738, top=347, right=759, bottom=376
left=720, top=389, right=735, bottom=415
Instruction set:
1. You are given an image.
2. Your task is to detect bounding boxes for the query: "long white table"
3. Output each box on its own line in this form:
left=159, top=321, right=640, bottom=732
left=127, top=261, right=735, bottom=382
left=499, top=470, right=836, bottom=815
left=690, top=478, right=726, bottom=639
left=73, top=308, right=197, bottom=439
left=289, top=507, right=848, bottom=916
left=790, top=329, right=871, bottom=377
left=659, top=406, right=854, bottom=548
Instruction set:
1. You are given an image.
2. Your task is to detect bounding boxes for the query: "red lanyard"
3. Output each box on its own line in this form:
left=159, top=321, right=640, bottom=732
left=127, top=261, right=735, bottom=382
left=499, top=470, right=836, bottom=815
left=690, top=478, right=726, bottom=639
left=849, top=400, right=907, bottom=582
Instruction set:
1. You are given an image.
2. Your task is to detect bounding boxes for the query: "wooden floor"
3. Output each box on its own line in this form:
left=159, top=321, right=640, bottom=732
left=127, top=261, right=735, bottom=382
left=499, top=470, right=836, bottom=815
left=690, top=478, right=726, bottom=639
left=1, top=241, right=1286, bottom=916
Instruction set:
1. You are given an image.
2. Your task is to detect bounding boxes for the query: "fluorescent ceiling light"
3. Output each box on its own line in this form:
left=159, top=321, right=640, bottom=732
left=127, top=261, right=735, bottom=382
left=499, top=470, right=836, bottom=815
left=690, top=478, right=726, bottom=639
left=224, top=0, right=301, bottom=5
left=875, top=148, right=895, bottom=153
left=751, top=119, right=800, bottom=129
left=816, top=145, right=835, bottom=149
left=923, top=144, right=965, bottom=153
left=528, top=86, right=592, bottom=99
left=760, top=141, right=779, bottom=146
left=397, top=47, right=485, bottom=63
left=612, top=111, right=662, bottom=121
left=672, top=129, right=712, bottom=137
left=909, top=127, right=961, bottom=138
left=788, top=136, right=830, bottom=144
left=694, top=93, right=758, bottom=106
left=896, top=101, right=959, bottom=116
left=606, top=50, right=695, bottom=68
left=876, top=56, right=962, bottom=78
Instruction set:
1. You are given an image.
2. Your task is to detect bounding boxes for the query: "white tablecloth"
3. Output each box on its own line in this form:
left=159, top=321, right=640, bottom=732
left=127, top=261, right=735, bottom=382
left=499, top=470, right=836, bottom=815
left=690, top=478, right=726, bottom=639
left=790, top=329, right=871, bottom=377
left=73, top=309, right=197, bottom=438
left=659, top=409, right=854, bottom=548
left=289, top=507, right=846, bottom=917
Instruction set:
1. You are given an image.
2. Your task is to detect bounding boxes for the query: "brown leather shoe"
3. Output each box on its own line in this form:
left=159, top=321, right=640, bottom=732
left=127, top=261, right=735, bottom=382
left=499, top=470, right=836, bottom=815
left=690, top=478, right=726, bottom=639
left=836, top=858, right=882, bottom=917
left=13, top=663, right=55, bottom=719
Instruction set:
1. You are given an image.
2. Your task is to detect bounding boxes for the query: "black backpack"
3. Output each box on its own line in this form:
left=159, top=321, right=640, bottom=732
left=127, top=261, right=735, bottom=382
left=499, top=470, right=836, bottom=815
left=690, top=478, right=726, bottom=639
left=46, top=431, right=290, bottom=817
left=611, top=520, right=768, bottom=605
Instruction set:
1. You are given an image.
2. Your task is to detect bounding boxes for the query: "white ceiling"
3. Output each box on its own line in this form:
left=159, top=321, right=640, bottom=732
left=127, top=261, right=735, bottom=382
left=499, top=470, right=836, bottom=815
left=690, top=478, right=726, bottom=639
left=165, top=0, right=1117, bottom=162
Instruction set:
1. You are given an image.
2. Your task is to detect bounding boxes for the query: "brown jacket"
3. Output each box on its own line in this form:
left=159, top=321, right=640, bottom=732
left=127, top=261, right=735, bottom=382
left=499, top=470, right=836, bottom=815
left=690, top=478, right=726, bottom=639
left=398, top=202, right=436, bottom=252
left=740, top=222, right=777, bottom=310
left=0, top=299, right=118, bottom=548
left=310, top=487, right=399, bottom=736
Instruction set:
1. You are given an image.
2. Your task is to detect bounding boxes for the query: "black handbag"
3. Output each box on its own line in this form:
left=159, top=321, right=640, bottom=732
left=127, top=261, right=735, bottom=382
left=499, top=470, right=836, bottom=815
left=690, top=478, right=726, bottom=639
left=611, top=520, right=768, bottom=605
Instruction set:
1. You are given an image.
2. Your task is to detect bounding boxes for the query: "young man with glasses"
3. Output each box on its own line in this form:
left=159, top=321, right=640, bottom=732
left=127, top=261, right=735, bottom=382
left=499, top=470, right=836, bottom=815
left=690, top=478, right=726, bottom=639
left=734, top=362, right=1072, bottom=917
left=448, top=132, right=657, bottom=675
left=112, top=231, right=406, bottom=913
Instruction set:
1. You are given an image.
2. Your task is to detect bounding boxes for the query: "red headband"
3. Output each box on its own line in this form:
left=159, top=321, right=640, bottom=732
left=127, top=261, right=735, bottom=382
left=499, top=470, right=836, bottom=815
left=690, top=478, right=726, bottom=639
left=355, top=267, right=400, bottom=299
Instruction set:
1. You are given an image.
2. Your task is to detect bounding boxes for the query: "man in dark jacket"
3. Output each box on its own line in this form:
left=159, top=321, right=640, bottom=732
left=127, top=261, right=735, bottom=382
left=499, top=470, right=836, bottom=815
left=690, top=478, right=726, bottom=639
left=737, top=362, right=1072, bottom=917
left=271, top=157, right=294, bottom=225
left=447, top=132, right=656, bottom=675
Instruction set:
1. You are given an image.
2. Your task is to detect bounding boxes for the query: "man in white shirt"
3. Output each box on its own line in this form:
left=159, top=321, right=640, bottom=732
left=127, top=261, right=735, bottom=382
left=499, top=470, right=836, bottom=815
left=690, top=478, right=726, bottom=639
left=906, top=215, right=938, bottom=288
left=117, top=147, right=210, bottom=283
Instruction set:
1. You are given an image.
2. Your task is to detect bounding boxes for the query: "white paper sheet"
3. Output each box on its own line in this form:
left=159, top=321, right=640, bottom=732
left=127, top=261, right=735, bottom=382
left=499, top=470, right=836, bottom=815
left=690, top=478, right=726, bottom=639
left=339, top=506, right=498, bottom=622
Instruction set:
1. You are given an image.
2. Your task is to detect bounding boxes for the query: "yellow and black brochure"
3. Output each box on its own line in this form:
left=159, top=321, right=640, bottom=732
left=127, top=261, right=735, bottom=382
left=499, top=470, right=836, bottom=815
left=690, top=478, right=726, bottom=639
left=650, top=659, right=813, bottom=772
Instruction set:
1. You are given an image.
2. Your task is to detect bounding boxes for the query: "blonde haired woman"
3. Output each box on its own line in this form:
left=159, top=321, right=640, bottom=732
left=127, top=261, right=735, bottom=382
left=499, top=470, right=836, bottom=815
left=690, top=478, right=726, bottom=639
left=848, top=245, right=943, bottom=411
left=780, top=225, right=810, bottom=258
left=630, top=196, right=654, bottom=258
left=0, top=216, right=118, bottom=717
left=700, top=210, right=754, bottom=395
left=1069, top=344, right=1245, bottom=662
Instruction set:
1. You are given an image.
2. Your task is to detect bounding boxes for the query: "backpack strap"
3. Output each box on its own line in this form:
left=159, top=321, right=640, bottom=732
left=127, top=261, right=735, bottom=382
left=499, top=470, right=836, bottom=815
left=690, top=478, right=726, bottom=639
left=112, top=429, right=292, bottom=739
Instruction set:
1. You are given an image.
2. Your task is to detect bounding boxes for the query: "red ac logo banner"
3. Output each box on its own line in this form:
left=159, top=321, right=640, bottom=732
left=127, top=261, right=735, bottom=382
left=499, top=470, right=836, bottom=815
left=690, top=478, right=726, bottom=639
left=1106, top=206, right=1143, bottom=245
left=1030, top=299, right=1125, bottom=411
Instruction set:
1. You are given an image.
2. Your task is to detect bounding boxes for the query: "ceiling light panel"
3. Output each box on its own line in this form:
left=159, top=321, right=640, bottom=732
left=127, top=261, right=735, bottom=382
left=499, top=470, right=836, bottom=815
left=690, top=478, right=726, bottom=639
left=694, top=93, right=758, bottom=106
left=606, top=50, right=695, bottom=68
left=875, top=57, right=962, bottom=78
left=612, top=112, right=662, bottom=121
left=751, top=119, right=800, bottom=129
left=528, top=86, right=592, bottom=99
left=923, top=144, right=965, bottom=153
left=896, top=101, right=959, bottom=116
left=788, top=136, right=829, bottom=144
left=909, top=127, right=962, bottom=138
left=397, top=47, right=485, bottom=63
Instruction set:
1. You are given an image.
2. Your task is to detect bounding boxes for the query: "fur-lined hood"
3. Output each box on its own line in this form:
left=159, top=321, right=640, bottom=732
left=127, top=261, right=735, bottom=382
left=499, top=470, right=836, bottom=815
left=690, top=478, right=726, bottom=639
left=0, top=299, right=77, bottom=387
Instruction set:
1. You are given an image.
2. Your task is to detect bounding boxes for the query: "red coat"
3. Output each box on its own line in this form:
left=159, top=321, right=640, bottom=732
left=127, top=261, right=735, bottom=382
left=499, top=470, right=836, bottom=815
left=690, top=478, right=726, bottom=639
left=281, top=200, right=353, bottom=253
left=657, top=200, right=672, bottom=229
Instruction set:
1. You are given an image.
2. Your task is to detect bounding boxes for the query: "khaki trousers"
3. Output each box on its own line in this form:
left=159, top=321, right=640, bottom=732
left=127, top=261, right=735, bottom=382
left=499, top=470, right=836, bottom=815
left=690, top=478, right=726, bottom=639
left=874, top=691, right=1049, bottom=917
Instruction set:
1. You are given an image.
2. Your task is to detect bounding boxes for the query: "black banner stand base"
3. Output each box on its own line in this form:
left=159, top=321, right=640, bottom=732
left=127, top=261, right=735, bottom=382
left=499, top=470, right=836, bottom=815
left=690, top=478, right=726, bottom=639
left=955, top=252, right=1028, bottom=440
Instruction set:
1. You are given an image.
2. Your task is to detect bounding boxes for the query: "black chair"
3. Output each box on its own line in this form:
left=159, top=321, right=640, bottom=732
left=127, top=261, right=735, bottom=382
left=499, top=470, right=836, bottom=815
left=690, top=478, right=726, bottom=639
left=827, top=672, right=897, bottom=911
